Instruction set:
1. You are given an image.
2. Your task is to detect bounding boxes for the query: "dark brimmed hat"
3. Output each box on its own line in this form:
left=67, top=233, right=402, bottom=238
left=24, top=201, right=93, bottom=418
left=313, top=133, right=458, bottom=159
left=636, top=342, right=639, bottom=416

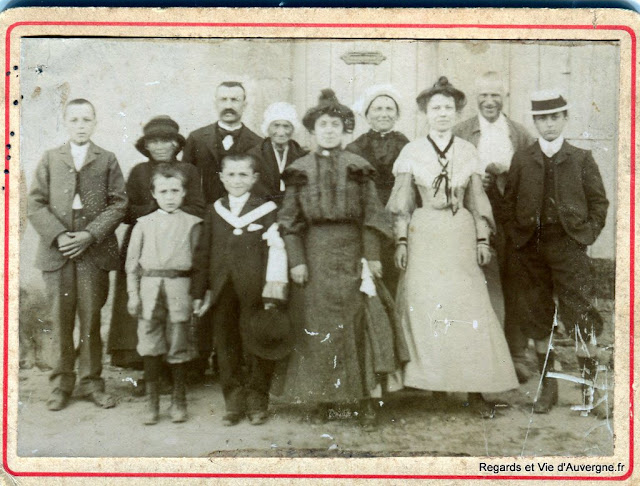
left=302, top=89, right=355, bottom=133
left=529, top=90, right=570, bottom=115
left=416, top=76, right=467, bottom=113
left=135, top=115, right=186, bottom=158
left=244, top=306, right=295, bottom=361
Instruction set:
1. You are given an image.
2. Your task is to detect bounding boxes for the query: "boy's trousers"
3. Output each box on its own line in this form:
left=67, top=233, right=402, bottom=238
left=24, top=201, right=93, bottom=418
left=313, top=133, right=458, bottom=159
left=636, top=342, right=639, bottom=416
left=509, top=224, right=603, bottom=342
left=213, top=281, right=275, bottom=414
left=42, top=210, right=109, bottom=395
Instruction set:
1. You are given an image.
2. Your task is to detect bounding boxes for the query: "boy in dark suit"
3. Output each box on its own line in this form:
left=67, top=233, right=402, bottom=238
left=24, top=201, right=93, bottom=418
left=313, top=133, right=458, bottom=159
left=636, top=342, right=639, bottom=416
left=192, top=154, right=278, bottom=426
left=28, top=98, right=127, bottom=411
left=504, top=91, right=609, bottom=414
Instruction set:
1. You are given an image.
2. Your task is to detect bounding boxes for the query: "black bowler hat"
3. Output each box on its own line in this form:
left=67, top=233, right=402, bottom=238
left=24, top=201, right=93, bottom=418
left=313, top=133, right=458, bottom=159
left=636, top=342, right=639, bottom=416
left=529, top=90, right=571, bottom=115
left=135, top=115, right=186, bottom=158
left=244, top=306, right=295, bottom=361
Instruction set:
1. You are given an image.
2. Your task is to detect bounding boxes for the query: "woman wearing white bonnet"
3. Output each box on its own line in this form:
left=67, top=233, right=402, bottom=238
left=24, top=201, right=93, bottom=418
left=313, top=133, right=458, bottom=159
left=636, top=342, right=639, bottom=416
left=346, top=84, right=410, bottom=295
left=248, top=101, right=308, bottom=203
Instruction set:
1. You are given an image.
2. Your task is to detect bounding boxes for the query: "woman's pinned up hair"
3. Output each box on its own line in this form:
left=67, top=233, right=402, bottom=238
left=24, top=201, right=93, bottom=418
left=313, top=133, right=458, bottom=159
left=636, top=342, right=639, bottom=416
left=416, top=76, right=467, bottom=113
left=302, top=88, right=356, bottom=133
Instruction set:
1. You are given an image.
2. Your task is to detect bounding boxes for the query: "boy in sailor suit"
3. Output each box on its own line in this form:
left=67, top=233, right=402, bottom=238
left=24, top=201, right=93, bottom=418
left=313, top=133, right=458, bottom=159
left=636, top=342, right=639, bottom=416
left=192, top=154, right=278, bottom=426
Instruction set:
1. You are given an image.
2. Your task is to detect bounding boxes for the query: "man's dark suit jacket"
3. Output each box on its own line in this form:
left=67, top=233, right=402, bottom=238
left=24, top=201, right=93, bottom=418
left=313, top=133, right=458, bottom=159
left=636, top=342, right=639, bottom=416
left=247, top=137, right=308, bottom=204
left=191, top=194, right=277, bottom=308
left=28, top=142, right=128, bottom=272
left=503, top=140, right=609, bottom=248
left=181, top=123, right=262, bottom=204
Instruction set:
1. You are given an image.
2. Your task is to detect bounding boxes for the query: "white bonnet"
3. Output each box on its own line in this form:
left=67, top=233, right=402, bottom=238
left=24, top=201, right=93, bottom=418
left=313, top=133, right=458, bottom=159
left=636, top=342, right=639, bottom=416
left=352, top=84, right=403, bottom=118
left=261, top=102, right=300, bottom=136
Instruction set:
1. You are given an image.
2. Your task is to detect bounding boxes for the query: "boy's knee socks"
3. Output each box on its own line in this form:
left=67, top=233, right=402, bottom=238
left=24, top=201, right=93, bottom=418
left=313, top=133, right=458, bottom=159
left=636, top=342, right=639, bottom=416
left=143, top=356, right=162, bottom=382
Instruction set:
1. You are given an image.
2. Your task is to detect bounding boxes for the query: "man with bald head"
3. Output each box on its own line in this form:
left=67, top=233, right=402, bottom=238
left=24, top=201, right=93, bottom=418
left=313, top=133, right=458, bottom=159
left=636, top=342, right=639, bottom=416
left=454, top=71, right=535, bottom=383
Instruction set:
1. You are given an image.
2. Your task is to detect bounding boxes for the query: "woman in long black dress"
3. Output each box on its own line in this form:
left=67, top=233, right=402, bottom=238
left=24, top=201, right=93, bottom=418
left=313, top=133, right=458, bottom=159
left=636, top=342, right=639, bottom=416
left=107, top=116, right=204, bottom=391
left=346, top=85, right=410, bottom=295
left=273, top=90, right=404, bottom=429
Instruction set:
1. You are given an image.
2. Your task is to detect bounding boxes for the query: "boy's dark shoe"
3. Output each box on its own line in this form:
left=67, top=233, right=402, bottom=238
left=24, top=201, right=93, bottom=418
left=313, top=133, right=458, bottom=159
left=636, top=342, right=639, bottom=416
left=222, top=412, right=243, bottom=426
left=248, top=411, right=269, bottom=426
left=533, top=353, right=558, bottom=414
left=46, top=389, right=70, bottom=411
left=86, top=390, right=116, bottom=409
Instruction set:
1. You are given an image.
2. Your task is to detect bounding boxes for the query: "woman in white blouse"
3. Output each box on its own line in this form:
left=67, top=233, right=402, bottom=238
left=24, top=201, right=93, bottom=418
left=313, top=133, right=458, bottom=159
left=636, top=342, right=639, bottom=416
left=386, top=77, right=518, bottom=417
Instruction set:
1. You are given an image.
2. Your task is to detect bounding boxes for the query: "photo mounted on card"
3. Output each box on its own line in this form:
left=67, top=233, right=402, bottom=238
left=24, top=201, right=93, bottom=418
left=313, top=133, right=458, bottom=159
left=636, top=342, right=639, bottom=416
left=0, top=6, right=636, bottom=484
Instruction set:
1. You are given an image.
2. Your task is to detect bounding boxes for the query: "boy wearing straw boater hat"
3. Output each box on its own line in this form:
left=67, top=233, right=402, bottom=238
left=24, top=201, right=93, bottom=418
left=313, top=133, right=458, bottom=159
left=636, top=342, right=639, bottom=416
left=503, top=90, right=609, bottom=415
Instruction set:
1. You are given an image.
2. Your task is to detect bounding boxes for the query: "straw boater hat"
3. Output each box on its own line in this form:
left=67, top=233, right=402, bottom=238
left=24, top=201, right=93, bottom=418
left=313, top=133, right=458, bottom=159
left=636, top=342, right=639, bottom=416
left=261, top=102, right=301, bottom=137
left=302, top=89, right=355, bottom=133
left=135, top=115, right=186, bottom=158
left=529, top=90, right=571, bottom=115
left=352, top=84, right=403, bottom=118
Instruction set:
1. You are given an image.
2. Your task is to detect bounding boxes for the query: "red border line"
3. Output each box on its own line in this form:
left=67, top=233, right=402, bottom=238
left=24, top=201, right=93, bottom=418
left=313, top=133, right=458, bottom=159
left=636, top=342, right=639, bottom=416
left=3, top=21, right=635, bottom=481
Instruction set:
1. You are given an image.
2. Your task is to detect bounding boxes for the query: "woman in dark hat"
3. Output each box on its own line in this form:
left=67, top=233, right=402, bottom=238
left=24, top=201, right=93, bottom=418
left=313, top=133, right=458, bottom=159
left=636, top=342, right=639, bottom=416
left=273, top=90, right=405, bottom=430
left=387, top=77, right=518, bottom=417
left=107, top=116, right=204, bottom=390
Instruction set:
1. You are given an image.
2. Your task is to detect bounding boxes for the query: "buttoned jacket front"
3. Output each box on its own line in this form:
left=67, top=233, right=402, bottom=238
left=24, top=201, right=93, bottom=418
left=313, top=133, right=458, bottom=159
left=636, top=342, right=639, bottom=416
left=28, top=142, right=128, bottom=271
left=181, top=123, right=263, bottom=204
left=191, top=194, right=276, bottom=306
left=503, top=140, right=609, bottom=248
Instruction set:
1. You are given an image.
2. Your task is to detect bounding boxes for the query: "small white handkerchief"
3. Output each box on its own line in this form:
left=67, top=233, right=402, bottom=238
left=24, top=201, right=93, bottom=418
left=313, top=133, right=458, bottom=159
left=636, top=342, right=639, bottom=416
left=247, top=223, right=264, bottom=232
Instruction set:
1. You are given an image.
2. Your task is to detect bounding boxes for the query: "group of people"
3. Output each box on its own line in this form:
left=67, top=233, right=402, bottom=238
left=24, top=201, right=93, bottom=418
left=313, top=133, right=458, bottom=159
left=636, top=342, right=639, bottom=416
left=27, top=71, right=609, bottom=430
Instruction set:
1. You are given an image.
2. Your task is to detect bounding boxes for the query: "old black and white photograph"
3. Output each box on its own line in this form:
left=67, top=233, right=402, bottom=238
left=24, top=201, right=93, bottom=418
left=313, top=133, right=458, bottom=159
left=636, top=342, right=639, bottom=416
left=14, top=31, right=620, bottom=462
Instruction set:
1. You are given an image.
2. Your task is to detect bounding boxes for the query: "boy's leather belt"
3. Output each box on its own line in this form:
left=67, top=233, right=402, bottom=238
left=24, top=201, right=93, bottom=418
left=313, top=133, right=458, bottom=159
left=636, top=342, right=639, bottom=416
left=141, top=269, right=191, bottom=278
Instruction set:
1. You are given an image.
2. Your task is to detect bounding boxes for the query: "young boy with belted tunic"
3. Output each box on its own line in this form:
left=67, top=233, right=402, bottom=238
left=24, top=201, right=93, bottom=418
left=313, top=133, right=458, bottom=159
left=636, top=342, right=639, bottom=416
left=126, top=163, right=202, bottom=424
left=28, top=98, right=127, bottom=412
left=504, top=91, right=609, bottom=414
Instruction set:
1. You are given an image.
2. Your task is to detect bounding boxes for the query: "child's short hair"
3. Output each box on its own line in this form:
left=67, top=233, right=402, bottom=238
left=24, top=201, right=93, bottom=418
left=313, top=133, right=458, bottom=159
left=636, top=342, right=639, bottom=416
left=220, top=154, right=258, bottom=173
left=533, top=110, right=569, bottom=120
left=150, top=163, right=188, bottom=192
left=64, top=98, right=96, bottom=118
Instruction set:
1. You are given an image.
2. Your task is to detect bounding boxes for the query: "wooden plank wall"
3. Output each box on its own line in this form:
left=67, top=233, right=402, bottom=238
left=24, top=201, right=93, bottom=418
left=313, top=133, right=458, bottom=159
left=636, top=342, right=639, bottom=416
left=291, top=39, right=619, bottom=259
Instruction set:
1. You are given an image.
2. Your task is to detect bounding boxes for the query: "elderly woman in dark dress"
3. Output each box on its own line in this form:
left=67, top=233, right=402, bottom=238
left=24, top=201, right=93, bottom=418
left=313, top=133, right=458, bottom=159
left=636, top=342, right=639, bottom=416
left=273, top=90, right=403, bottom=429
left=346, top=85, right=410, bottom=295
left=107, top=116, right=204, bottom=391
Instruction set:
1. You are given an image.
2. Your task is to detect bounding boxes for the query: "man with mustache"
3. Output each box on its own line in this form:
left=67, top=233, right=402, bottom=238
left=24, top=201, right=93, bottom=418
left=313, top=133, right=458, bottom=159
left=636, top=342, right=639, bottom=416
left=183, top=81, right=262, bottom=204
left=453, top=71, right=535, bottom=384
left=182, top=81, right=262, bottom=382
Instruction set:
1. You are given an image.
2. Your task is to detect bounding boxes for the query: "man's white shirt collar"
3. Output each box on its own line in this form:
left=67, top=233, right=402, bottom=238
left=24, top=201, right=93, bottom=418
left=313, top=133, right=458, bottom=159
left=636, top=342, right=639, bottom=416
left=539, top=135, right=565, bottom=158
left=228, top=192, right=251, bottom=216
left=69, top=141, right=89, bottom=171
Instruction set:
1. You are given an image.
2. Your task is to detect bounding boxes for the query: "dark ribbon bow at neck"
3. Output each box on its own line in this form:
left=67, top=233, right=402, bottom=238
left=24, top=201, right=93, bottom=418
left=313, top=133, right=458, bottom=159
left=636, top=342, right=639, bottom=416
left=427, top=134, right=455, bottom=209
left=218, top=126, right=242, bottom=139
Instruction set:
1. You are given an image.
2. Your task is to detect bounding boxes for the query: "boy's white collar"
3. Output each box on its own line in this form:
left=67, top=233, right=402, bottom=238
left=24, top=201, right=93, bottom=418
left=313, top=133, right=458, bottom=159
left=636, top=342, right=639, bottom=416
left=538, top=135, right=565, bottom=158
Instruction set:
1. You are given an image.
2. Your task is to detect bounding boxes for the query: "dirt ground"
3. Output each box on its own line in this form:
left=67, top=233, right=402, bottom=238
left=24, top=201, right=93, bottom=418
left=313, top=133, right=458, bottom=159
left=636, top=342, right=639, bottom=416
left=16, top=289, right=615, bottom=459
left=17, top=353, right=614, bottom=459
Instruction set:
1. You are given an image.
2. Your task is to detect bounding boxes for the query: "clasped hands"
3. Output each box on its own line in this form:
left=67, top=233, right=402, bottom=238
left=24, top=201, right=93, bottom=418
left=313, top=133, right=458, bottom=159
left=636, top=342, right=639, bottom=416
left=57, top=231, right=95, bottom=259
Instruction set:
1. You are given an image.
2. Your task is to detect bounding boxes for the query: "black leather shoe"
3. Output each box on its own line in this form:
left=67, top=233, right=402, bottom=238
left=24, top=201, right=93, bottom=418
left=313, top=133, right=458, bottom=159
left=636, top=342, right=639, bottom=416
left=47, top=389, right=70, bottom=411
left=222, top=412, right=243, bottom=426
